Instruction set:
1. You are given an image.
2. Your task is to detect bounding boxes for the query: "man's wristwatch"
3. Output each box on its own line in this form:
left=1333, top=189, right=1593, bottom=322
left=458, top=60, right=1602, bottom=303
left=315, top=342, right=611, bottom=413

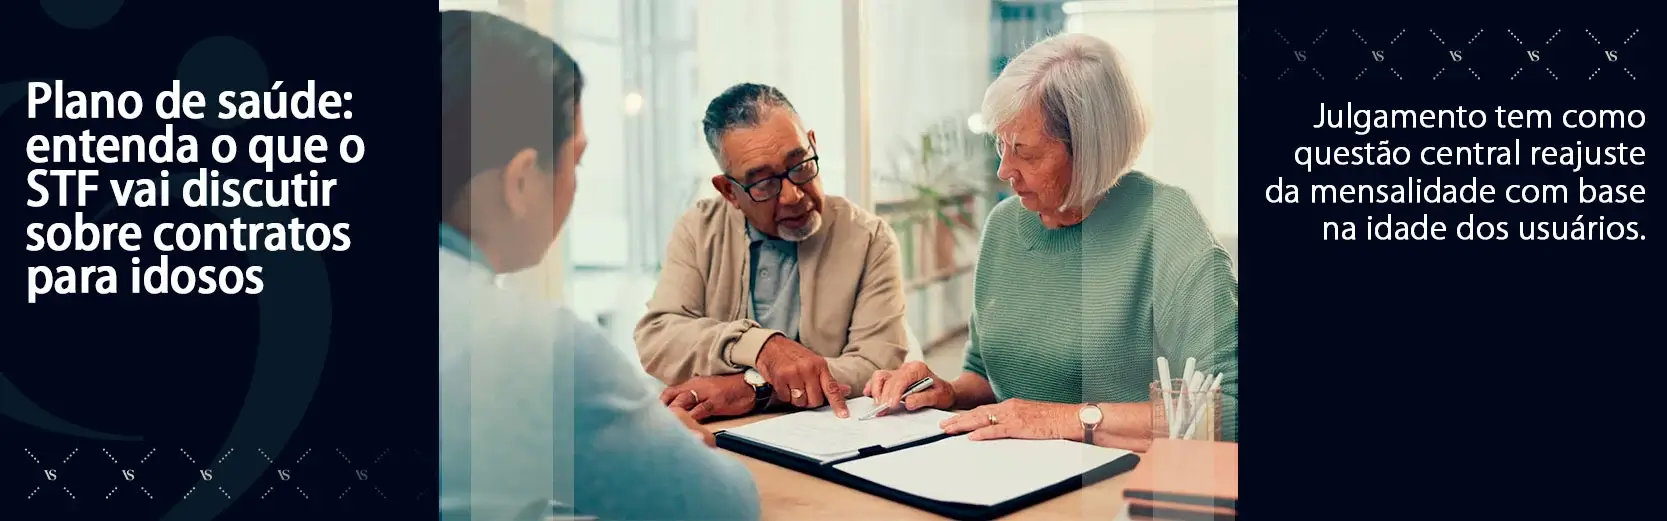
left=743, top=369, right=773, bottom=412
left=1078, top=404, right=1104, bottom=446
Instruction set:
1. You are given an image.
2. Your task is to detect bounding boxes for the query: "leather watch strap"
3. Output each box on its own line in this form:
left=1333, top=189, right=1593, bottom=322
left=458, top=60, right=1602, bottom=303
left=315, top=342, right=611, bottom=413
left=752, top=383, right=773, bottom=412
left=1079, top=404, right=1103, bottom=446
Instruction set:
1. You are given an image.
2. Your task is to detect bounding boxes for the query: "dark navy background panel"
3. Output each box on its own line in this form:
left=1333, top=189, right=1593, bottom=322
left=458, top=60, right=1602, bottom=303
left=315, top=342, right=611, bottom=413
left=1, top=1, right=437, bottom=519
left=1243, top=1, right=1659, bottom=519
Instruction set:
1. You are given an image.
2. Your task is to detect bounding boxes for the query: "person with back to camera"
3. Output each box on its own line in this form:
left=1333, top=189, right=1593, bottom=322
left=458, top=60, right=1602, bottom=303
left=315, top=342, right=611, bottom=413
left=438, top=10, right=760, bottom=521
left=865, top=33, right=1240, bottom=449
left=635, top=83, right=909, bottom=422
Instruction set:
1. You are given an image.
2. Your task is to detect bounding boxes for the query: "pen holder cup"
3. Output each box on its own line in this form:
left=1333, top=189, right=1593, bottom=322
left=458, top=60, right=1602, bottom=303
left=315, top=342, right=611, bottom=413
left=1150, top=379, right=1222, bottom=441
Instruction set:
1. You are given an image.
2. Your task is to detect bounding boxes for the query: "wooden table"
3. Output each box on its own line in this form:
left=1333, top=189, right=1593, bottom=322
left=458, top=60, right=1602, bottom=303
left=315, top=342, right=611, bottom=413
left=708, top=413, right=1149, bottom=520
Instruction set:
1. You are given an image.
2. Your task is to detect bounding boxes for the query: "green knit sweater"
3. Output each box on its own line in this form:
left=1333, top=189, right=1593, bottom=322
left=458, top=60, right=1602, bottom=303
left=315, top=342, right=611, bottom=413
left=963, top=172, right=1240, bottom=441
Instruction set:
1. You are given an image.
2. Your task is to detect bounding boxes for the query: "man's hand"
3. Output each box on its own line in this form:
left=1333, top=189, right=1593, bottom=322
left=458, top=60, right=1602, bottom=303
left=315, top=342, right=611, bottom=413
left=754, top=335, right=851, bottom=417
left=864, top=360, right=955, bottom=416
left=660, top=374, right=757, bottom=422
left=668, top=407, right=716, bottom=447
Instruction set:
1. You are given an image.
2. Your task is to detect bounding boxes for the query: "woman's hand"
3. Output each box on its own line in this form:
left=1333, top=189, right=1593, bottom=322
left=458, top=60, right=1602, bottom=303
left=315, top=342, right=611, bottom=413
left=939, top=399, right=1077, bottom=441
left=864, top=360, right=956, bottom=416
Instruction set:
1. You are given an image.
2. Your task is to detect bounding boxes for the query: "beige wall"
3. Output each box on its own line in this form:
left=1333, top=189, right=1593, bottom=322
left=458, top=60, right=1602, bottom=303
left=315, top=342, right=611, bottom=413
left=1066, top=0, right=1239, bottom=235
left=697, top=0, right=854, bottom=201
left=865, top=0, right=991, bottom=203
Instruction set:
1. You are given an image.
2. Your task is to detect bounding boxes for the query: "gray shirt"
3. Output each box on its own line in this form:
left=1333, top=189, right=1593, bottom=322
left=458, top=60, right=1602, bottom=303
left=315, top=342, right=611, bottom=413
left=439, top=225, right=760, bottom=521
left=747, top=223, right=801, bottom=340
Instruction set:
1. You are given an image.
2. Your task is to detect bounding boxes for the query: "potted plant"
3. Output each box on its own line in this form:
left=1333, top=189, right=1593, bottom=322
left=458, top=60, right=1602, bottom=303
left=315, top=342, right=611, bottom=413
left=873, top=117, right=999, bottom=351
left=875, top=117, right=998, bottom=280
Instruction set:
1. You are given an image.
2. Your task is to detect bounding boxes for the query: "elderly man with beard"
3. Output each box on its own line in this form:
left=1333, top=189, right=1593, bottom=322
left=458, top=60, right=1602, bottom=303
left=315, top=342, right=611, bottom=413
left=637, top=83, right=908, bottom=421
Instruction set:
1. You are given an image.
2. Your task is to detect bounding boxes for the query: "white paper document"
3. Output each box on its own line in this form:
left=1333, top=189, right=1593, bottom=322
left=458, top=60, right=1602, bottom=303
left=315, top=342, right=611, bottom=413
left=721, top=397, right=954, bottom=463
left=833, top=436, right=1134, bottom=506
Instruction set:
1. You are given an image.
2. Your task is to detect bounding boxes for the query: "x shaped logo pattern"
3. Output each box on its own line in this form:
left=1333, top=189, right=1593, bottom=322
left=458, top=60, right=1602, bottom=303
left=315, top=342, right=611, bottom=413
left=99, top=447, right=157, bottom=500
left=16, top=446, right=428, bottom=506
left=178, top=448, right=236, bottom=500
left=255, top=447, right=310, bottom=500
left=332, top=448, right=390, bottom=500
left=1580, top=28, right=1639, bottom=80
left=1504, top=29, right=1562, bottom=79
left=1350, top=29, right=1407, bottom=80
left=22, top=448, right=78, bottom=500
left=1251, top=27, right=1646, bottom=81
left=246, top=447, right=408, bottom=502
left=1274, top=29, right=1329, bottom=80
left=1429, top=29, right=1485, bottom=80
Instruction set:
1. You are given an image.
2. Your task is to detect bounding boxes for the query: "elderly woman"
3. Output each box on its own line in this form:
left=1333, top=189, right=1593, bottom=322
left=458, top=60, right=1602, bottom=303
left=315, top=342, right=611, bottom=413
left=865, top=33, right=1238, bottom=448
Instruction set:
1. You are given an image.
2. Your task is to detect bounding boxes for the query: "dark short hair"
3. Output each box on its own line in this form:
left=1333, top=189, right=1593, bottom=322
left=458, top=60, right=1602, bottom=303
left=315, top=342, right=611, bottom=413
left=440, top=10, right=584, bottom=216
left=700, top=83, right=796, bottom=162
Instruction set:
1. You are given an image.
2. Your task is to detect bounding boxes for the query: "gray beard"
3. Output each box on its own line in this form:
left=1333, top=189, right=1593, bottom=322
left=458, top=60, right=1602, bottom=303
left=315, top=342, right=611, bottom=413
left=777, top=212, right=824, bottom=242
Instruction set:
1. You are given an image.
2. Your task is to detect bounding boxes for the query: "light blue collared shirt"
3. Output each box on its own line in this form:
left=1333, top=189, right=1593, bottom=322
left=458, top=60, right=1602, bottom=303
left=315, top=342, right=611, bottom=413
left=439, top=223, right=487, bottom=266
left=438, top=224, right=760, bottom=521
left=746, top=223, right=801, bottom=340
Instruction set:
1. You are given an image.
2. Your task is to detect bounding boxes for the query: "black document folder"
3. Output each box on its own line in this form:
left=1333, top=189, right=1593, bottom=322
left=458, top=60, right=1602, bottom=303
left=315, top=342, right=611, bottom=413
left=717, top=430, right=1141, bottom=521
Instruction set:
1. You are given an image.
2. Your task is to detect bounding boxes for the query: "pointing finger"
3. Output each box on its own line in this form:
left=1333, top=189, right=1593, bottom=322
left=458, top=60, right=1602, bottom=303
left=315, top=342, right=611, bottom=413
left=822, top=372, right=849, bottom=418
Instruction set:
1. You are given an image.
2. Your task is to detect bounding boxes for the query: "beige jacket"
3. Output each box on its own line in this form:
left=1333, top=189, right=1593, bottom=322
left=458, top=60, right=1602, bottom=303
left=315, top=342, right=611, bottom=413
left=635, top=195, right=908, bottom=394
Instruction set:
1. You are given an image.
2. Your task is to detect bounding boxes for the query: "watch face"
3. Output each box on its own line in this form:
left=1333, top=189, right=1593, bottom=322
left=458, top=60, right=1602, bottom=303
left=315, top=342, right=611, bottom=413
left=1078, top=405, right=1103, bottom=424
left=743, top=369, right=766, bottom=387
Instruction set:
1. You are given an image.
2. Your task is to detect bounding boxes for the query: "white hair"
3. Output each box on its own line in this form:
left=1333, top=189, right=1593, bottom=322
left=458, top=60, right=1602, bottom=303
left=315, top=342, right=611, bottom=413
left=982, top=33, right=1149, bottom=211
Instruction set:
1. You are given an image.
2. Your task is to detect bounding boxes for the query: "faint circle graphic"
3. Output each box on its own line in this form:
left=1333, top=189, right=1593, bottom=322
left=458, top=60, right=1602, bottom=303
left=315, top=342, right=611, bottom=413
left=0, top=80, right=142, bottom=442
left=177, top=36, right=269, bottom=130
left=162, top=41, right=330, bottom=521
left=40, top=0, right=125, bottom=29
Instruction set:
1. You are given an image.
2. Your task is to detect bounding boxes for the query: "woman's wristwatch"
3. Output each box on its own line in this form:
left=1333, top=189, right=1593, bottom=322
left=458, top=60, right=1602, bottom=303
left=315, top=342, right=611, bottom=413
left=744, top=369, right=773, bottom=412
left=1078, top=404, right=1104, bottom=446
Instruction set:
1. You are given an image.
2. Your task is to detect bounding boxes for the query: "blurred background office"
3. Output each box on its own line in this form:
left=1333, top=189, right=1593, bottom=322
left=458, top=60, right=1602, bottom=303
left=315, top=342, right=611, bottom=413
left=439, top=0, right=1238, bottom=377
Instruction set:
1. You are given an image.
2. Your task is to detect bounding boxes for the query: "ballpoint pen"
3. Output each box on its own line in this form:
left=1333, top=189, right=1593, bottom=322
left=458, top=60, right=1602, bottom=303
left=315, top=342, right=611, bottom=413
left=857, top=376, right=935, bottom=420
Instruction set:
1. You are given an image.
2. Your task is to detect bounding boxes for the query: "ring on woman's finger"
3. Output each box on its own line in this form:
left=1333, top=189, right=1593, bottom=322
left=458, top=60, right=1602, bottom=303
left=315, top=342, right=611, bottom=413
left=790, top=388, right=804, bottom=399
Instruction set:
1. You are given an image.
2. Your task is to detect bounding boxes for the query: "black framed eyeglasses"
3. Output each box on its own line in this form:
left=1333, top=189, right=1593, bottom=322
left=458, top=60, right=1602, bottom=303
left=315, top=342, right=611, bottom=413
left=727, top=150, right=820, bottom=202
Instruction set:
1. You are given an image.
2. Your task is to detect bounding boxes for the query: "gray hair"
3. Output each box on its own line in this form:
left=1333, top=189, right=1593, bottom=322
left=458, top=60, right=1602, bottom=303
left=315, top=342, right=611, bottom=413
left=701, top=83, right=798, bottom=167
left=981, top=33, right=1149, bottom=211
